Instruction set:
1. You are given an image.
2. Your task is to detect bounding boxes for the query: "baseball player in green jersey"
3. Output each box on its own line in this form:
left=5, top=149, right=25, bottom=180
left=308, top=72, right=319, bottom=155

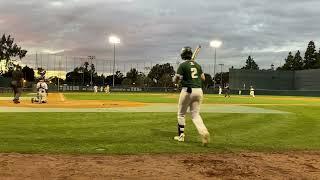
left=173, top=46, right=210, bottom=146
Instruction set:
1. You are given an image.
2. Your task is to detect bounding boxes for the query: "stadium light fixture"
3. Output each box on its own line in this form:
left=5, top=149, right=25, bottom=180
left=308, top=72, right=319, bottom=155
left=210, top=40, right=222, bottom=48
left=210, top=40, right=222, bottom=89
left=109, top=36, right=120, bottom=44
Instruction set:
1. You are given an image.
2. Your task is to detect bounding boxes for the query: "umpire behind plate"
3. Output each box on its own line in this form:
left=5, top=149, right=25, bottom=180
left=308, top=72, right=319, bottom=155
left=172, top=46, right=210, bottom=146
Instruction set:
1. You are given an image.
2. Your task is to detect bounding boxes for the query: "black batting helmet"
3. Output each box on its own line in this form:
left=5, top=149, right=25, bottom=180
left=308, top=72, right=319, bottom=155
left=181, top=46, right=193, bottom=60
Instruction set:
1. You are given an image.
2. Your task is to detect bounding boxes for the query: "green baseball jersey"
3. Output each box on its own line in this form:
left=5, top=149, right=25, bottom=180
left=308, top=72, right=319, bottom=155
left=177, top=60, right=203, bottom=88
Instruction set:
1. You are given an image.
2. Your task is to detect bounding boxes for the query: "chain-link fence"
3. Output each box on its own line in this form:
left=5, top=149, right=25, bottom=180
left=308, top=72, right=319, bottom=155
left=0, top=53, right=227, bottom=93
left=15, top=53, right=219, bottom=79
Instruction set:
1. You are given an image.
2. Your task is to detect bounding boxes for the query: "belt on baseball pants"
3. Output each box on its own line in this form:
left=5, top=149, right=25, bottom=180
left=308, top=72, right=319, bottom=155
left=181, top=87, right=202, bottom=94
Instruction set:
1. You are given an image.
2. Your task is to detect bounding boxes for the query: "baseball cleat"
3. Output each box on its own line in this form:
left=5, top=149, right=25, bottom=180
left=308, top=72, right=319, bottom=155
left=201, top=133, right=210, bottom=146
left=174, top=133, right=185, bottom=142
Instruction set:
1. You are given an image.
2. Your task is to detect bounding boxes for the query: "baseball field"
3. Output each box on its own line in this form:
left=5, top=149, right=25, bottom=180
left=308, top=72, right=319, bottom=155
left=0, top=92, right=320, bottom=179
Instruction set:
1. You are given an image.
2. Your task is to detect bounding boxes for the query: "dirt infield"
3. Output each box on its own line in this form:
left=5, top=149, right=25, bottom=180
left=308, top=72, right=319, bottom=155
left=0, top=93, right=311, bottom=110
left=0, top=93, right=292, bottom=113
left=0, top=93, right=146, bottom=108
left=0, top=152, right=319, bottom=179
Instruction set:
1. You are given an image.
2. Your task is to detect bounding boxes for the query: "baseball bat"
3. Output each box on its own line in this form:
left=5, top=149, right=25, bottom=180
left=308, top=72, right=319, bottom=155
left=191, top=45, right=201, bottom=61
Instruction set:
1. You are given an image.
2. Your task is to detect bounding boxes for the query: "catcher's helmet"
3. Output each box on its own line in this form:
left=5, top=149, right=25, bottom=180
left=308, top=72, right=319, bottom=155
left=181, top=46, right=193, bottom=60
left=40, top=70, right=46, bottom=76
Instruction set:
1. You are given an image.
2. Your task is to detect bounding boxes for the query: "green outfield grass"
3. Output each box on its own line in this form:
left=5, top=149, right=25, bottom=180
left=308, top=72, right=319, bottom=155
left=64, top=92, right=320, bottom=105
left=0, top=92, right=320, bottom=154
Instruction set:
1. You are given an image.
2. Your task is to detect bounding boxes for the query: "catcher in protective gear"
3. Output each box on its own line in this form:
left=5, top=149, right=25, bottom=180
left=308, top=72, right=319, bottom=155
left=31, top=78, right=48, bottom=104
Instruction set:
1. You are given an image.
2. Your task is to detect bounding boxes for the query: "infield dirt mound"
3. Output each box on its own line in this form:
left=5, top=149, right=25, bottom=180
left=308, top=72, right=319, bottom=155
left=0, top=93, right=146, bottom=108
left=0, top=152, right=319, bottom=179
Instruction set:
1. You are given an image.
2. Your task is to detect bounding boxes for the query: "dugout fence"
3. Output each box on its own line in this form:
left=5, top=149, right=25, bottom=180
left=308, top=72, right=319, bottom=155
left=229, top=68, right=320, bottom=91
left=2, top=86, right=320, bottom=96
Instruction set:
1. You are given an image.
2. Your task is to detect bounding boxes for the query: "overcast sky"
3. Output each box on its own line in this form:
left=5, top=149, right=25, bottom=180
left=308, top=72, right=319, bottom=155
left=1, top=0, right=320, bottom=71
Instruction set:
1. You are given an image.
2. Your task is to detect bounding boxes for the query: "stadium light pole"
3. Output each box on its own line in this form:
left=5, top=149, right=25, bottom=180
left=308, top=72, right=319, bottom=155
left=210, top=40, right=222, bottom=89
left=109, top=36, right=120, bottom=87
left=88, top=55, right=96, bottom=86
left=218, top=63, right=224, bottom=86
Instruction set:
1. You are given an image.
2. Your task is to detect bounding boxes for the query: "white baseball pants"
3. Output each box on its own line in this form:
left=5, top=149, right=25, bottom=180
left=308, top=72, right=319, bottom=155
left=177, top=88, right=209, bottom=136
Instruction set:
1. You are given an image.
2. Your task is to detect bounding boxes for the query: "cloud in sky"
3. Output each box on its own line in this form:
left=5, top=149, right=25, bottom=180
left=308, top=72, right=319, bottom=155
left=1, top=0, right=320, bottom=71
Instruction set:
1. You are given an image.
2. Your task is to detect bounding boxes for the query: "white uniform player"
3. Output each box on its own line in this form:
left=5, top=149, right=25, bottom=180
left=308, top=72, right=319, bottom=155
left=33, top=79, right=48, bottom=103
left=173, top=46, right=210, bottom=146
left=105, top=85, right=110, bottom=94
left=218, top=86, right=222, bottom=95
left=100, top=86, right=104, bottom=92
left=93, top=85, right=98, bottom=93
left=250, top=86, right=255, bottom=97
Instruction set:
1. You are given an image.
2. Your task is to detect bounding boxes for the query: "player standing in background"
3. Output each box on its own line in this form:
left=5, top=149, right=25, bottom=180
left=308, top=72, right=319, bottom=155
left=173, top=46, right=210, bottom=146
left=11, top=65, right=23, bottom=104
left=250, top=86, right=255, bottom=97
left=218, top=86, right=222, bottom=95
left=105, top=85, right=110, bottom=94
left=93, top=85, right=98, bottom=93
left=224, top=84, right=230, bottom=98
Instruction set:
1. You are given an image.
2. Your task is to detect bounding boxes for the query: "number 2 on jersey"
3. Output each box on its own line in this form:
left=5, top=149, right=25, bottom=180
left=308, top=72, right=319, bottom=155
left=191, top=68, right=198, bottom=78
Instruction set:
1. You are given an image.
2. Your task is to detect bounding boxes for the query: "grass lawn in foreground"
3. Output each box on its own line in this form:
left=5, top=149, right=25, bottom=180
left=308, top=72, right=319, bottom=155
left=0, top=105, right=319, bottom=154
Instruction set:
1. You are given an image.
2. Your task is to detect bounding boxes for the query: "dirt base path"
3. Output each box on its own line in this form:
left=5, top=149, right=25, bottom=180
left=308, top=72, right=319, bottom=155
left=0, top=93, right=146, bottom=108
left=0, top=152, right=319, bottom=179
